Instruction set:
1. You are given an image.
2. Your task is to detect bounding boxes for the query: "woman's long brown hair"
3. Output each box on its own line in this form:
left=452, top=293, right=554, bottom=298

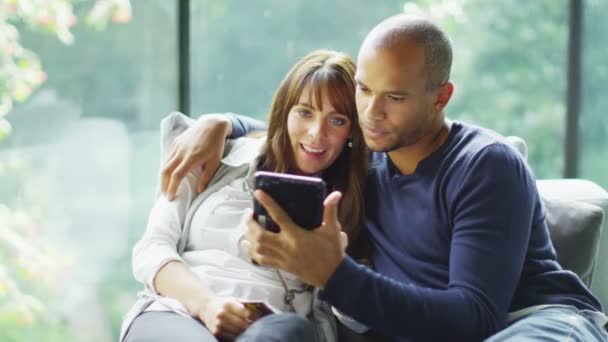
left=258, top=49, right=368, bottom=242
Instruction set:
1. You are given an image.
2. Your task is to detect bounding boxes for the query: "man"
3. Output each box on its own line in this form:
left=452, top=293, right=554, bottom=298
left=161, top=15, right=607, bottom=341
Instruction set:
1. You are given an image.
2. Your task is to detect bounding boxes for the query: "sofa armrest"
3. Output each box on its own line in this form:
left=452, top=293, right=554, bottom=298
left=536, top=179, right=608, bottom=307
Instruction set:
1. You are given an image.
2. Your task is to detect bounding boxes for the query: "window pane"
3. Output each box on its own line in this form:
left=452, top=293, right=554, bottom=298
left=444, top=1, right=568, bottom=179
left=190, top=0, right=568, bottom=179
left=580, top=0, right=608, bottom=189
left=190, top=0, right=405, bottom=119
left=0, top=1, right=177, bottom=340
left=580, top=0, right=608, bottom=310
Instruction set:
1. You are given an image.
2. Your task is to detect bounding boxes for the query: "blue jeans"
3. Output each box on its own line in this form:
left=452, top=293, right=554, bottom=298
left=124, top=311, right=316, bottom=342
left=485, top=307, right=608, bottom=341
left=237, top=313, right=317, bottom=342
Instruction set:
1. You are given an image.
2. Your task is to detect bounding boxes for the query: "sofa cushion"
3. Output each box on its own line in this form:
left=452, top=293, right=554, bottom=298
left=542, top=195, right=604, bottom=287
left=506, top=136, right=528, bottom=160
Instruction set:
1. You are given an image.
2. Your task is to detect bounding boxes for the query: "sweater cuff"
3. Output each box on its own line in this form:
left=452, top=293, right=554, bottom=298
left=225, top=112, right=245, bottom=139
left=320, top=256, right=360, bottom=304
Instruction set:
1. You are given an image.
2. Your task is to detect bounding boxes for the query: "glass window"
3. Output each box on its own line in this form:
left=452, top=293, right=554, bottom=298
left=580, top=0, right=608, bottom=189
left=1, top=0, right=589, bottom=340
left=190, top=0, right=568, bottom=178
left=0, top=1, right=177, bottom=340
left=190, top=0, right=405, bottom=119
left=442, top=1, right=568, bottom=179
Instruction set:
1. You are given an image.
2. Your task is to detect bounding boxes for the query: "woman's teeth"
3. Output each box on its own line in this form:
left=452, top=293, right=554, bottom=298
left=301, top=144, right=324, bottom=153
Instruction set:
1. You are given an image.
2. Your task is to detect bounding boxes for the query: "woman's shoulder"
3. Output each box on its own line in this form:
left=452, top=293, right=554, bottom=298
left=222, top=136, right=265, bottom=167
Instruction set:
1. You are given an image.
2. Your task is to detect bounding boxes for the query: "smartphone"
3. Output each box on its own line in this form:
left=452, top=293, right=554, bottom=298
left=242, top=301, right=277, bottom=318
left=253, top=171, right=326, bottom=232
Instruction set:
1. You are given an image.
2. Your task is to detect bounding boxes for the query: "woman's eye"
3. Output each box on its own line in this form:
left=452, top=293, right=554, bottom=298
left=297, top=109, right=312, bottom=118
left=330, top=116, right=347, bottom=126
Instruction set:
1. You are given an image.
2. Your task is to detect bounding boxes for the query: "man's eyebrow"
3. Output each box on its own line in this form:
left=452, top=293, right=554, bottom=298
left=356, top=79, right=409, bottom=96
left=387, top=90, right=409, bottom=96
left=355, top=79, right=367, bottom=87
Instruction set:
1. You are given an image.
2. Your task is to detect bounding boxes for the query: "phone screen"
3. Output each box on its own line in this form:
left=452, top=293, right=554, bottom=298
left=253, top=171, right=326, bottom=232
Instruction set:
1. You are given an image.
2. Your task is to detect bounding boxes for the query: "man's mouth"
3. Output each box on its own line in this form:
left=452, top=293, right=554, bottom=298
left=362, top=123, right=388, bottom=137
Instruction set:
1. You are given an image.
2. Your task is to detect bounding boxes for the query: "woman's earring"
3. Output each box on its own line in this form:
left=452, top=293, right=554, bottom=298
left=347, top=139, right=353, bottom=148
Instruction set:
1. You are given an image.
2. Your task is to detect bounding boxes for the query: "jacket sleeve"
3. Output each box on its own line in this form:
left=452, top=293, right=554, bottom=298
left=131, top=112, right=203, bottom=292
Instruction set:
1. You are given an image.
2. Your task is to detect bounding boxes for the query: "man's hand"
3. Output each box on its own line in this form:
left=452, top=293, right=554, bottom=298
left=245, top=190, right=346, bottom=288
left=161, top=114, right=232, bottom=200
left=196, top=295, right=252, bottom=340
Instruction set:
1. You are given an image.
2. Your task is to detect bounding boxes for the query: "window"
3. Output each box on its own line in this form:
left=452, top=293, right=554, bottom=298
left=1, top=1, right=602, bottom=340
left=190, top=0, right=569, bottom=178
left=580, top=0, right=608, bottom=188
left=1, top=1, right=176, bottom=340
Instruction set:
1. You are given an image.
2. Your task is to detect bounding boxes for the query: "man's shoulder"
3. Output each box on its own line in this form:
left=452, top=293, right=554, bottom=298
left=448, top=121, right=524, bottom=166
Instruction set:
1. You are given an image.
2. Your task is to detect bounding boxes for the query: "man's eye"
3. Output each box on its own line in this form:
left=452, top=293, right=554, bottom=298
left=358, top=85, right=370, bottom=93
left=389, top=95, right=405, bottom=102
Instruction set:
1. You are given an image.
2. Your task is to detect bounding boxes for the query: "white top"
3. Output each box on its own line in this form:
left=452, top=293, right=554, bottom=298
left=131, top=137, right=312, bottom=316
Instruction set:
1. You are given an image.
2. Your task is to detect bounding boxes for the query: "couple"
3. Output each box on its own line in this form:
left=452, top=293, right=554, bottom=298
left=121, top=14, right=608, bottom=341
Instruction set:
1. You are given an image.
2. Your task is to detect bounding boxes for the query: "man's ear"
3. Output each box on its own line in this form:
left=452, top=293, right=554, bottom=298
left=434, top=82, right=454, bottom=113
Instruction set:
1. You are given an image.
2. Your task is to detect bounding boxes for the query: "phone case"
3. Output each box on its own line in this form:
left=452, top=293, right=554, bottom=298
left=253, top=171, right=326, bottom=232
left=242, top=301, right=277, bottom=318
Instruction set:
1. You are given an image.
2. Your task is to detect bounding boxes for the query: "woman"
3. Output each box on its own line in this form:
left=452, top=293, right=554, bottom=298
left=120, top=49, right=368, bottom=342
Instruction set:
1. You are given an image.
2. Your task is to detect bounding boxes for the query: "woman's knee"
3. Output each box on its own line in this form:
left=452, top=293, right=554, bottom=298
left=238, top=313, right=316, bottom=342
left=124, top=311, right=217, bottom=342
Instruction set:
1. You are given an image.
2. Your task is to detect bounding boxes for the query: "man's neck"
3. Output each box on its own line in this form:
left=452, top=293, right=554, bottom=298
left=388, top=118, right=452, bottom=175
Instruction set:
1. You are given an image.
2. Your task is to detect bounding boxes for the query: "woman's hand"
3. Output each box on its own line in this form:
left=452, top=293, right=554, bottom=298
left=196, top=295, right=252, bottom=340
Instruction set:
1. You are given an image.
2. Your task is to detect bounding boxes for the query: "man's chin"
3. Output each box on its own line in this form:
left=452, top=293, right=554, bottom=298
left=364, top=138, right=398, bottom=153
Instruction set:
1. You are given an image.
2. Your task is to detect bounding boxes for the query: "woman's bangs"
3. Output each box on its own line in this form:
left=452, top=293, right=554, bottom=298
left=307, top=70, right=355, bottom=118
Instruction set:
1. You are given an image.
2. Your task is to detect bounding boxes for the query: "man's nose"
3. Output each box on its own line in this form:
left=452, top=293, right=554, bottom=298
left=363, top=96, right=385, bottom=121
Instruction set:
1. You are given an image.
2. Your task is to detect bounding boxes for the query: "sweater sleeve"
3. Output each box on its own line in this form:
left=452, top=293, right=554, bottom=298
left=225, top=113, right=267, bottom=138
left=320, top=144, right=537, bottom=340
left=131, top=112, right=204, bottom=293
left=131, top=167, right=202, bottom=293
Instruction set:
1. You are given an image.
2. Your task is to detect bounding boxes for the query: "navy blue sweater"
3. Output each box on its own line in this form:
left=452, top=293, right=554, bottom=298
left=229, top=115, right=601, bottom=341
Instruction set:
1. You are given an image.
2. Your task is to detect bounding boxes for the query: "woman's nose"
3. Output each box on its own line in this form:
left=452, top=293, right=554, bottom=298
left=307, top=120, right=326, bottom=138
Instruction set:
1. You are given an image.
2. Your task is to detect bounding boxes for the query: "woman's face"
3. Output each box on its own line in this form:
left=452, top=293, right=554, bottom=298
left=287, top=84, right=352, bottom=175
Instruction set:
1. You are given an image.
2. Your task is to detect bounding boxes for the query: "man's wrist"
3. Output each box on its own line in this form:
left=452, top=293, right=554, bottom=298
left=320, top=254, right=346, bottom=289
left=196, top=114, right=232, bottom=138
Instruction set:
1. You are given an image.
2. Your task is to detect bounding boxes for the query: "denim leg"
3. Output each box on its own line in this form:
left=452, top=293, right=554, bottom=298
left=123, top=311, right=218, bottom=342
left=485, top=307, right=608, bottom=342
left=236, top=313, right=317, bottom=342
left=336, top=319, right=393, bottom=342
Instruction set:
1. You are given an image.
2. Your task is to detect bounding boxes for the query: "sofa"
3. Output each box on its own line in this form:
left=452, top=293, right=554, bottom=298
left=508, top=136, right=608, bottom=308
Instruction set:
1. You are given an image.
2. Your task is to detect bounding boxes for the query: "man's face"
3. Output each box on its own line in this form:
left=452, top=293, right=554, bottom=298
left=355, top=42, right=438, bottom=153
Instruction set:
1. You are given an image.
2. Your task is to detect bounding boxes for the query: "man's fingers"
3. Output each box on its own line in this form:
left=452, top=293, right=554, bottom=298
left=166, top=161, right=191, bottom=200
left=197, top=158, right=220, bottom=193
left=254, top=190, right=297, bottom=232
left=239, top=239, right=252, bottom=257
left=160, top=149, right=179, bottom=194
left=245, top=211, right=263, bottom=242
left=322, top=191, right=342, bottom=230
left=339, top=231, right=348, bottom=251
left=250, top=247, right=283, bottom=268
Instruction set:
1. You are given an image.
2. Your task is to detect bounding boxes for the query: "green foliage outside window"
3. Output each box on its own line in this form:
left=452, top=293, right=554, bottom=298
left=1, top=0, right=606, bottom=341
left=0, top=1, right=131, bottom=340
